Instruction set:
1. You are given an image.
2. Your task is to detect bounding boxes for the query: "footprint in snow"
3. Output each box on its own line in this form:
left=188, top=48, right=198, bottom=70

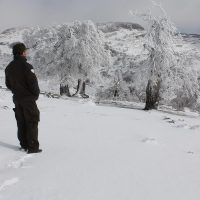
left=163, top=116, right=199, bottom=130
left=175, top=123, right=199, bottom=130
left=0, top=177, right=19, bottom=192
left=163, top=116, right=176, bottom=124
left=0, top=105, right=9, bottom=110
left=187, top=151, right=195, bottom=155
left=3, top=106, right=9, bottom=109
left=189, top=125, right=200, bottom=130
left=141, top=138, right=158, bottom=145
left=8, top=154, right=33, bottom=169
left=176, top=124, right=190, bottom=129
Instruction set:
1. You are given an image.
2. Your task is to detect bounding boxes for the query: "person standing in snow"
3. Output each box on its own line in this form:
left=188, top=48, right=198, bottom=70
left=5, top=43, right=42, bottom=154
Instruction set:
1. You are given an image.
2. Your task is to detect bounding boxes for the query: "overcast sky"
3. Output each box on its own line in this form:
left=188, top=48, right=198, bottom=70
left=0, top=0, right=199, bottom=34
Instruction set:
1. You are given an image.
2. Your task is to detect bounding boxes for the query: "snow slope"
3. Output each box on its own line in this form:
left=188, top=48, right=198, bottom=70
left=0, top=89, right=200, bottom=200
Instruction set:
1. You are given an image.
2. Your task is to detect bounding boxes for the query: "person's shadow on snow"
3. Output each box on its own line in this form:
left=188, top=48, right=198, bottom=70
left=0, top=141, right=19, bottom=151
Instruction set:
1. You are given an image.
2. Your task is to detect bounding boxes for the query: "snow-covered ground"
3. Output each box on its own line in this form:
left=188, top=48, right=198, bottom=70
left=0, top=89, right=200, bottom=200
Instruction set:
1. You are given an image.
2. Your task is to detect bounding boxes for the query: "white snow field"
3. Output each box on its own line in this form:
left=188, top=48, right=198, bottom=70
left=0, top=89, right=200, bottom=200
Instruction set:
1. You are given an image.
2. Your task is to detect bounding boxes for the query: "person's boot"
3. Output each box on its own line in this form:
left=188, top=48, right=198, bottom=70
left=27, top=149, right=42, bottom=154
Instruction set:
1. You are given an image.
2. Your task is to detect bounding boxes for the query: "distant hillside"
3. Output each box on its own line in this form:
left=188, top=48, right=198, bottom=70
left=97, top=22, right=144, bottom=33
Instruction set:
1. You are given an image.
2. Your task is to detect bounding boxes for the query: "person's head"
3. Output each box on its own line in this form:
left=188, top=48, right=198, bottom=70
left=12, top=43, right=29, bottom=58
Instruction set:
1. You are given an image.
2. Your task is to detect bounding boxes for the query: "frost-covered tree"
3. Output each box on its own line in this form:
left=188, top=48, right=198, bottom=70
left=132, top=3, right=199, bottom=110
left=54, top=21, right=111, bottom=95
left=23, top=21, right=111, bottom=95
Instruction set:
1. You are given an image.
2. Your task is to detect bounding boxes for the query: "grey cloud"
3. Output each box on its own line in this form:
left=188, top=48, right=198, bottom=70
left=0, top=0, right=199, bottom=33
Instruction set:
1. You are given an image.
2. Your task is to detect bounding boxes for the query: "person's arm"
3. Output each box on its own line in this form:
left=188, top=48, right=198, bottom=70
left=25, top=64, right=40, bottom=100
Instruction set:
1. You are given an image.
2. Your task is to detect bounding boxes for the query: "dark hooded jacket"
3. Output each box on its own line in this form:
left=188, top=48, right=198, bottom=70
left=5, top=56, right=40, bottom=102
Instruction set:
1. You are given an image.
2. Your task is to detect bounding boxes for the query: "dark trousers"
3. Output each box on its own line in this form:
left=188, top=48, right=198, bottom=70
left=13, top=99, right=40, bottom=151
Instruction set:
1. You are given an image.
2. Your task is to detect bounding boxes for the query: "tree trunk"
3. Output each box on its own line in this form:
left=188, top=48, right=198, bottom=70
left=79, top=81, right=86, bottom=95
left=144, top=79, right=160, bottom=110
left=60, top=84, right=71, bottom=97
left=72, top=79, right=81, bottom=96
